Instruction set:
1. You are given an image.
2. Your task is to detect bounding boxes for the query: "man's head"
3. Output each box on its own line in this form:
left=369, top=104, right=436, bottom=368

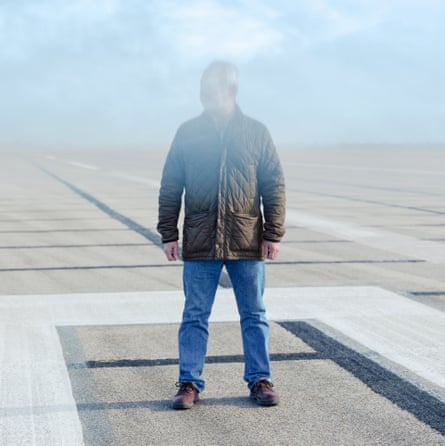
left=200, top=60, right=239, bottom=120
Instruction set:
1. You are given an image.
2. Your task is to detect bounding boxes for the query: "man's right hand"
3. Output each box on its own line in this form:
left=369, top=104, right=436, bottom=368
left=163, top=241, right=179, bottom=261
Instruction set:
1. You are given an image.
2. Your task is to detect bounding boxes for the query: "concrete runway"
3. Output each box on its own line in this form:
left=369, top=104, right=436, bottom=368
left=0, top=145, right=444, bottom=445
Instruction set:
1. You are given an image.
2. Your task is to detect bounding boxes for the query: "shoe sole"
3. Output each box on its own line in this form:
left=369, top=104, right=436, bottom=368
left=172, top=397, right=199, bottom=410
left=172, top=403, right=194, bottom=410
left=250, top=395, right=279, bottom=406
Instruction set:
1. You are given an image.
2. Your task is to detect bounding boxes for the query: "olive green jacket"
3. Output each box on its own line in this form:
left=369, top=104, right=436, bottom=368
left=157, top=106, right=285, bottom=260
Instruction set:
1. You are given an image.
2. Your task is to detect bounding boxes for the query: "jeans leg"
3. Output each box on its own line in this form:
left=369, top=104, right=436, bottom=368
left=179, top=260, right=223, bottom=392
left=225, top=260, right=271, bottom=389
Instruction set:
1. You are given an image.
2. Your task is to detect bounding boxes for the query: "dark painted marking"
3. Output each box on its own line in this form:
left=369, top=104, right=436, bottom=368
left=0, top=258, right=425, bottom=273
left=409, top=291, right=445, bottom=296
left=267, top=259, right=425, bottom=265
left=278, top=321, right=445, bottom=436
left=0, top=217, right=111, bottom=222
left=289, top=187, right=445, bottom=215
left=37, top=165, right=162, bottom=246
left=370, top=223, right=445, bottom=227
left=0, top=228, right=129, bottom=234
left=0, top=263, right=181, bottom=272
left=67, top=352, right=326, bottom=369
left=76, top=401, right=161, bottom=412
left=0, top=243, right=151, bottom=250
left=75, top=396, right=261, bottom=412
left=281, top=239, right=351, bottom=244
left=0, top=208, right=101, bottom=213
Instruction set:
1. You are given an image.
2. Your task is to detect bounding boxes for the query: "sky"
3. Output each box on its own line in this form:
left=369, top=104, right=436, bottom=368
left=1, top=0, right=445, bottom=149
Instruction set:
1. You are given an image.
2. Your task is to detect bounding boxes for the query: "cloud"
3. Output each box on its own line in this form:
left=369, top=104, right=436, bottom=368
left=290, top=0, right=389, bottom=48
left=162, top=0, right=284, bottom=59
left=0, top=0, right=120, bottom=60
left=0, top=0, right=285, bottom=88
left=0, top=0, right=284, bottom=59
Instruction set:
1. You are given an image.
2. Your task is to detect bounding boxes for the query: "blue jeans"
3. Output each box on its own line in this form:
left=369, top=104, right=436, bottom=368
left=178, top=260, right=271, bottom=392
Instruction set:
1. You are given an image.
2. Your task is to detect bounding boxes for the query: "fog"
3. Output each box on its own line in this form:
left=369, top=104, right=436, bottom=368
left=1, top=0, right=445, bottom=151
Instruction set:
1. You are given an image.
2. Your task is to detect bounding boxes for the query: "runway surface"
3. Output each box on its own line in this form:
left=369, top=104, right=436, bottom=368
left=0, top=145, right=444, bottom=445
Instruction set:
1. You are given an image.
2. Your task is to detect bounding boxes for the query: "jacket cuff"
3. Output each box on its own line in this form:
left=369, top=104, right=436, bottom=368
left=162, top=238, right=179, bottom=243
left=263, top=237, right=281, bottom=243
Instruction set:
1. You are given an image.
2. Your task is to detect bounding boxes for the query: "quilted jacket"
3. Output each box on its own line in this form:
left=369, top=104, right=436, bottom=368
left=157, top=106, right=286, bottom=261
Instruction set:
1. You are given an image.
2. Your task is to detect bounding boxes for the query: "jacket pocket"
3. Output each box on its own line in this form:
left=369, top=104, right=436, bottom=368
left=228, top=213, right=262, bottom=252
left=183, top=212, right=215, bottom=255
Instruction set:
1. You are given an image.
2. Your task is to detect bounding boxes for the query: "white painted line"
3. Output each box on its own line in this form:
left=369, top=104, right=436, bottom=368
left=42, top=154, right=160, bottom=187
left=286, top=210, right=379, bottom=239
left=110, top=172, right=160, bottom=188
left=0, top=324, right=84, bottom=445
left=286, top=209, right=445, bottom=264
left=286, top=162, right=445, bottom=176
left=1, top=286, right=444, bottom=444
left=43, top=155, right=100, bottom=171
left=66, top=161, right=100, bottom=171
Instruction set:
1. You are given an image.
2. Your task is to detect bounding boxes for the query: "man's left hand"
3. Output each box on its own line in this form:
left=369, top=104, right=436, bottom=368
left=263, top=240, right=280, bottom=260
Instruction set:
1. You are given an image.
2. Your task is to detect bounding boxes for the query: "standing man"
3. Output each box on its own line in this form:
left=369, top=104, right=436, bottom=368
left=157, top=60, right=286, bottom=409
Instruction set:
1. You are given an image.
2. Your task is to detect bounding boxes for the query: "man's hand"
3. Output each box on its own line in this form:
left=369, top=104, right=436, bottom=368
left=163, top=241, right=179, bottom=261
left=263, top=240, right=280, bottom=260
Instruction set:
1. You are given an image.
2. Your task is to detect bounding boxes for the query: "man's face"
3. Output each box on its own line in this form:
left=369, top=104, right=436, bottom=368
left=200, top=77, right=235, bottom=118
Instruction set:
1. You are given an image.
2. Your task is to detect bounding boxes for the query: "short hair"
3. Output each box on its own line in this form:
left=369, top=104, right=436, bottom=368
left=201, top=60, right=239, bottom=94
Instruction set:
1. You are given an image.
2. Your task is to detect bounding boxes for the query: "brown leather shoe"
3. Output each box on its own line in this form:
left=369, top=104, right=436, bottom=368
left=250, top=379, right=279, bottom=406
left=172, top=382, right=199, bottom=410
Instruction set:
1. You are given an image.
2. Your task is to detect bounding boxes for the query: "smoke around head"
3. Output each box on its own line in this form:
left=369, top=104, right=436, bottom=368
left=200, top=60, right=239, bottom=93
left=200, top=60, right=239, bottom=117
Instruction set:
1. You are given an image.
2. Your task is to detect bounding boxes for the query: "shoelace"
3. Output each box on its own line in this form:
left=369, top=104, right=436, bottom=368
left=253, top=379, right=273, bottom=391
left=176, top=382, right=195, bottom=393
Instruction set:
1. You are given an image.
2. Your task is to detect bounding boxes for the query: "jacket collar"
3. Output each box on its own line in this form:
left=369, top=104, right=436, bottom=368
left=202, top=104, right=243, bottom=137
